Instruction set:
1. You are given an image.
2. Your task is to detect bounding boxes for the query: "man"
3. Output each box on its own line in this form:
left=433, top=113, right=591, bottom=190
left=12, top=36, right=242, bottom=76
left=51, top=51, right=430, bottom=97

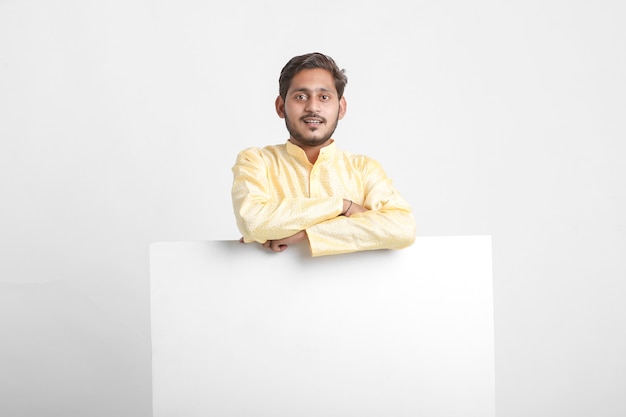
left=231, top=52, right=416, bottom=256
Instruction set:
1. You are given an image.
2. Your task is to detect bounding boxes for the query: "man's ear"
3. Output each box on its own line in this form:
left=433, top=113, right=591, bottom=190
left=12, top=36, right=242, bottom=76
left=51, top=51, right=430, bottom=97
left=338, top=96, right=347, bottom=120
left=275, top=96, right=286, bottom=119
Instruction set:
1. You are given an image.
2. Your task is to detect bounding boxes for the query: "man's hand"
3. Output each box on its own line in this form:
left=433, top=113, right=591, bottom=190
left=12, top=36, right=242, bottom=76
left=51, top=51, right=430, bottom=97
left=342, top=199, right=367, bottom=217
left=239, top=231, right=309, bottom=253
left=262, top=230, right=308, bottom=252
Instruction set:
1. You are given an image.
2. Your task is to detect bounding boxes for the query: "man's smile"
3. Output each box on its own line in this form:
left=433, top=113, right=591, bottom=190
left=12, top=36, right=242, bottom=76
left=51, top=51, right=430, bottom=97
left=302, top=115, right=325, bottom=127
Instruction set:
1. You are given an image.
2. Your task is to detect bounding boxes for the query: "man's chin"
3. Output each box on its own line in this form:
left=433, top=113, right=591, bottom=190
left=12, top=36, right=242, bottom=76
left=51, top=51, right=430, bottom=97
left=295, top=137, right=330, bottom=147
left=289, top=131, right=332, bottom=147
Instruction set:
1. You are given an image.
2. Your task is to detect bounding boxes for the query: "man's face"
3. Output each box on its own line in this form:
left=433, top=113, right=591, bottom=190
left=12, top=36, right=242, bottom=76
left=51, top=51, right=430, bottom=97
left=276, top=68, right=347, bottom=148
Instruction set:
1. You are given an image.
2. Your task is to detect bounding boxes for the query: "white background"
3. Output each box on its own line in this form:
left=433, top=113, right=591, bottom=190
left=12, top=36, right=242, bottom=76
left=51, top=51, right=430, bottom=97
left=1, top=1, right=624, bottom=416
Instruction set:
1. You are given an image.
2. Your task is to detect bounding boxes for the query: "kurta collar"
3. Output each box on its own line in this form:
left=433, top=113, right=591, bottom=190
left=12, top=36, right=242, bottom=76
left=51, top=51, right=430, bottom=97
left=286, top=140, right=337, bottom=164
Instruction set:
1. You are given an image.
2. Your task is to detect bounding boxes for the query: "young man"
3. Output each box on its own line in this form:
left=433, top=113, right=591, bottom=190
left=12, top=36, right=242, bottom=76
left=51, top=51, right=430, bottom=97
left=231, top=52, right=416, bottom=256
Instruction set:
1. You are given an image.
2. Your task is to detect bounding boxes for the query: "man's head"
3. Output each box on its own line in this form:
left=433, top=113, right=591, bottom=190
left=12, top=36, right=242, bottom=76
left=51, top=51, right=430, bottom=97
left=278, top=52, right=348, bottom=101
left=276, top=53, right=348, bottom=149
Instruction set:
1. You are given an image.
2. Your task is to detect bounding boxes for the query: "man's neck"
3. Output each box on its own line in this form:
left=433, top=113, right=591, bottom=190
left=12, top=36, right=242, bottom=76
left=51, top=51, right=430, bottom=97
left=289, top=138, right=333, bottom=164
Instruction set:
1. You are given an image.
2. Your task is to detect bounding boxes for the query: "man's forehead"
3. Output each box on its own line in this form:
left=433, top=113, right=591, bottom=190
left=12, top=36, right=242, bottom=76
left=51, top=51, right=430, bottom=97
left=288, top=69, right=337, bottom=93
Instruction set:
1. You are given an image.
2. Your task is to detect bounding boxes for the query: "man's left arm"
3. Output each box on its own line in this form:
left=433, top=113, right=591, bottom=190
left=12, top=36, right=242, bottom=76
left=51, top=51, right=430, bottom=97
left=305, top=158, right=416, bottom=256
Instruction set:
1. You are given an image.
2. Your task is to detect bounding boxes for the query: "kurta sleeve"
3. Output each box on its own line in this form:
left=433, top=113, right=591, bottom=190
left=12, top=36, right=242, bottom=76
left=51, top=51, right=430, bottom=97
left=305, top=157, right=416, bottom=257
left=231, top=147, right=344, bottom=243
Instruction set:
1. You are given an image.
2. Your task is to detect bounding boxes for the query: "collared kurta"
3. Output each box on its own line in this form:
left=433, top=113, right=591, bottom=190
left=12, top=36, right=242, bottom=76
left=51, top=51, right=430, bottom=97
left=231, top=140, right=416, bottom=257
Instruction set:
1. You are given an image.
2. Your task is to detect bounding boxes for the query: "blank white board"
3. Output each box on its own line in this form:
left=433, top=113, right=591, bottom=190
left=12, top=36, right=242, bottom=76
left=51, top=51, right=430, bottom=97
left=150, top=237, right=494, bottom=417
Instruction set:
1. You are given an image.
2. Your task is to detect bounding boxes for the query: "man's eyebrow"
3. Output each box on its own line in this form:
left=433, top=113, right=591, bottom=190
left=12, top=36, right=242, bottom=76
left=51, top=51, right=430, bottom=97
left=291, top=87, right=333, bottom=93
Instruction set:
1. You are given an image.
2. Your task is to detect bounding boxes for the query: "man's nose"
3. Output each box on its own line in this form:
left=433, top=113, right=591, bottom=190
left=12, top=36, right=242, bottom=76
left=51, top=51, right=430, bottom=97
left=304, top=97, right=320, bottom=113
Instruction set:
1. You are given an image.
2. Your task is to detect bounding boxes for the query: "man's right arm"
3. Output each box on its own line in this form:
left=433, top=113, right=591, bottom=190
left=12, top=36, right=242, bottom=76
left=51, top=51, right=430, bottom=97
left=231, top=148, right=344, bottom=243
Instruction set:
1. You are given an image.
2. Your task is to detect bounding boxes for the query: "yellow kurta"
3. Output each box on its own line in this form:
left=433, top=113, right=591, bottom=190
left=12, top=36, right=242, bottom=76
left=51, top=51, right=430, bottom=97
left=231, top=140, right=416, bottom=256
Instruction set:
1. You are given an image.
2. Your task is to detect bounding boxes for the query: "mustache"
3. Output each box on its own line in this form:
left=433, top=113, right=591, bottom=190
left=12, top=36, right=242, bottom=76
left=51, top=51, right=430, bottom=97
left=300, top=113, right=326, bottom=122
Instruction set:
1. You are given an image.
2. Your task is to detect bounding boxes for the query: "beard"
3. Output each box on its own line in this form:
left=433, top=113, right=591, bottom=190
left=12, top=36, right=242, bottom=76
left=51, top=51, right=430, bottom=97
left=284, top=111, right=340, bottom=147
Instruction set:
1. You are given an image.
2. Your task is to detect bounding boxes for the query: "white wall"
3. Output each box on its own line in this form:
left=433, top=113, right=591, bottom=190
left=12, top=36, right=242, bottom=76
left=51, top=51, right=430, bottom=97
left=1, top=1, right=624, bottom=416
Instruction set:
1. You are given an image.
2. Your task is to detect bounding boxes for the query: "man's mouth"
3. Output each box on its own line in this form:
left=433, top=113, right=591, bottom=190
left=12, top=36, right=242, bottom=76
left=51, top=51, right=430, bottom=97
left=302, top=115, right=324, bottom=125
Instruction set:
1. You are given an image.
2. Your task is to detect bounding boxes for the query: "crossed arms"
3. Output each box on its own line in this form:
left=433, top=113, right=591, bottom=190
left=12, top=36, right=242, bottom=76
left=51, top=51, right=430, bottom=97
left=231, top=147, right=416, bottom=257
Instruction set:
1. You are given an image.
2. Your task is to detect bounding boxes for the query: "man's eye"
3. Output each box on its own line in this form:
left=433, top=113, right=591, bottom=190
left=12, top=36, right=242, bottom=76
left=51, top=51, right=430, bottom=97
left=321, top=95, right=330, bottom=100
left=296, top=94, right=307, bottom=100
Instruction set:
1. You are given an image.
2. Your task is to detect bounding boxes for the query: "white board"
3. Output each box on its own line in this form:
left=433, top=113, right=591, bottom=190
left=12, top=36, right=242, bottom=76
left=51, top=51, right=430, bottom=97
left=151, top=237, right=494, bottom=417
